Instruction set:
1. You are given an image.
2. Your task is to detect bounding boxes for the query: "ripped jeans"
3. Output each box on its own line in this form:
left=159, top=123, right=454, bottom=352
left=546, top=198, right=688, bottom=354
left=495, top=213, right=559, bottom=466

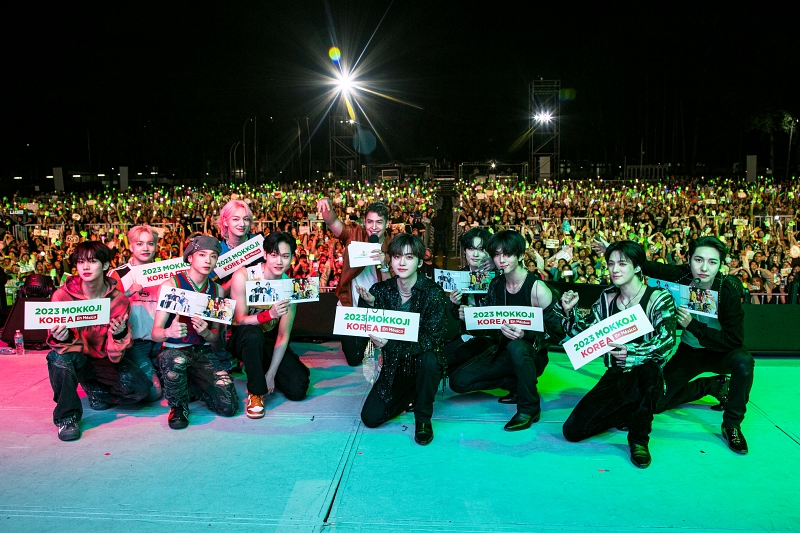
left=47, top=350, right=152, bottom=425
left=158, top=346, right=239, bottom=417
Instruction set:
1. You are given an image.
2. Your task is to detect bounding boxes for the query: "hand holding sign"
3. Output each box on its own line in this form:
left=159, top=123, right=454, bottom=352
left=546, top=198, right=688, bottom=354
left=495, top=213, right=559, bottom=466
left=369, top=335, right=388, bottom=348
left=166, top=318, right=188, bottom=339
left=108, top=312, right=129, bottom=336
left=50, top=325, right=70, bottom=342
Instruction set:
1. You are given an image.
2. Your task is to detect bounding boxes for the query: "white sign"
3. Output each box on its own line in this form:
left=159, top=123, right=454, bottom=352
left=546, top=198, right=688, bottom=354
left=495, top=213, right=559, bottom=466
left=26, top=203, right=38, bottom=211
left=545, top=239, right=559, bottom=249
left=130, top=258, right=191, bottom=288
left=246, top=277, right=320, bottom=306
left=733, top=218, right=749, bottom=226
left=348, top=241, right=382, bottom=267
left=564, top=304, right=654, bottom=370
left=25, top=298, right=111, bottom=330
left=156, top=284, right=236, bottom=325
left=332, top=306, right=419, bottom=342
left=213, top=235, right=264, bottom=278
left=48, top=229, right=60, bottom=240
left=463, top=306, right=544, bottom=331
left=434, top=269, right=495, bottom=293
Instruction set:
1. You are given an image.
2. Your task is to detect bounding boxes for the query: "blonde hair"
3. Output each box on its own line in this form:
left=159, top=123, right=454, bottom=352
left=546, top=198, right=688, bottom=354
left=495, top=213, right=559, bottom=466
left=127, top=225, right=159, bottom=249
left=217, top=200, right=253, bottom=239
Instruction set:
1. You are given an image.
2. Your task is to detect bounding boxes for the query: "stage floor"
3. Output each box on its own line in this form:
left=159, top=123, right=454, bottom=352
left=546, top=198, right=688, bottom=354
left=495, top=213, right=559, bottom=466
left=1, top=342, right=798, bottom=533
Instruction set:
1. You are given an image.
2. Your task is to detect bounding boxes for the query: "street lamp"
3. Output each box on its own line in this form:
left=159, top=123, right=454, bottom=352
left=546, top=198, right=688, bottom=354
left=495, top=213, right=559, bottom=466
left=229, top=142, right=240, bottom=180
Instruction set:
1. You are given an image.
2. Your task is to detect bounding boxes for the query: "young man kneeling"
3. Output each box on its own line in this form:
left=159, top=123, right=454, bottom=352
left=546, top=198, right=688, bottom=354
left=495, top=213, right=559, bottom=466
left=151, top=235, right=238, bottom=429
left=356, top=234, right=448, bottom=445
left=47, top=241, right=151, bottom=441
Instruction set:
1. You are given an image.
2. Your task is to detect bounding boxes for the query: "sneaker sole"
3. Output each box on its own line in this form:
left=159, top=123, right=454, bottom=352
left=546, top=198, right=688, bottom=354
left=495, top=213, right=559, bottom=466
left=246, top=411, right=265, bottom=419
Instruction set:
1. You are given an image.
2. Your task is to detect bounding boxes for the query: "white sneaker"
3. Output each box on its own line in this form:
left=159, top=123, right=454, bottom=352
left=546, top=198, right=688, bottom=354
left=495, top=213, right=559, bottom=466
left=246, top=393, right=265, bottom=419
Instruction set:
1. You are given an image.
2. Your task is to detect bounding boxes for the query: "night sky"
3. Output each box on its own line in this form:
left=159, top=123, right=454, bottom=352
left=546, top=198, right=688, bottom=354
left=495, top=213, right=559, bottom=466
left=4, top=1, right=799, bottom=184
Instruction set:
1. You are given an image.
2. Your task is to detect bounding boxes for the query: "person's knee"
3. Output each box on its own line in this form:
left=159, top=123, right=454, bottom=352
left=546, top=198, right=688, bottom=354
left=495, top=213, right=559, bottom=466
left=449, top=373, right=469, bottom=394
left=730, top=349, right=754, bottom=377
left=283, top=378, right=310, bottom=402
left=342, top=340, right=366, bottom=366
left=47, top=350, right=76, bottom=367
left=562, top=419, right=583, bottom=442
left=507, top=340, right=532, bottom=362
left=361, top=398, right=387, bottom=428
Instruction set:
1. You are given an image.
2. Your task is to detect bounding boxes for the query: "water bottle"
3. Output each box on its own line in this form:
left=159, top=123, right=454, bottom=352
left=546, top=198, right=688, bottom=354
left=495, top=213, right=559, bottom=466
left=14, top=330, right=25, bottom=356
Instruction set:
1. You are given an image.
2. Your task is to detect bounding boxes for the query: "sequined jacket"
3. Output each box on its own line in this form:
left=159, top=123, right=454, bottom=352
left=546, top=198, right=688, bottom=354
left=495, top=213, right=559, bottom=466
left=360, top=274, right=447, bottom=401
left=553, top=285, right=677, bottom=370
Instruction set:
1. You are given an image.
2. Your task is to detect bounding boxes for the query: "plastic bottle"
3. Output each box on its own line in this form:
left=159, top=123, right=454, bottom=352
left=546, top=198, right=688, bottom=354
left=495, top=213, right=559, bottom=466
left=14, top=330, right=25, bottom=356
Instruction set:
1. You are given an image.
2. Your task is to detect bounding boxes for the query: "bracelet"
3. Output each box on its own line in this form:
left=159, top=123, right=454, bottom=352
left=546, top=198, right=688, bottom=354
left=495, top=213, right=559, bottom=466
left=257, top=311, right=272, bottom=324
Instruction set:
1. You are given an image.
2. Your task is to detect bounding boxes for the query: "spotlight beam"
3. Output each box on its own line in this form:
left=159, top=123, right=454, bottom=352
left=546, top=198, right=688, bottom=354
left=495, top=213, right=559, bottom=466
left=352, top=0, right=395, bottom=73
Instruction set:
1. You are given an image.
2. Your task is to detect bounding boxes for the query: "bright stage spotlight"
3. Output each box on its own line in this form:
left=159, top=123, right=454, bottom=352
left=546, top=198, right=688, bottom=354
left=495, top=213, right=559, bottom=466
left=337, top=73, right=353, bottom=92
left=534, top=111, right=553, bottom=123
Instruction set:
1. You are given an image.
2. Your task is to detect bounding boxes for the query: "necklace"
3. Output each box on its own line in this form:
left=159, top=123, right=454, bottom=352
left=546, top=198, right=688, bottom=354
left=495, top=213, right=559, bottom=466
left=397, top=282, right=413, bottom=298
left=505, top=271, right=526, bottom=294
left=619, top=283, right=645, bottom=309
left=186, top=274, right=208, bottom=293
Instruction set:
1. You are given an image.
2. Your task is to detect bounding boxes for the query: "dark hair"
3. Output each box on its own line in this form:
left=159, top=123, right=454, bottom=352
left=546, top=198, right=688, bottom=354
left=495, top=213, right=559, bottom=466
left=69, top=241, right=113, bottom=269
left=365, top=202, right=389, bottom=222
left=486, top=230, right=526, bottom=259
left=688, top=236, right=728, bottom=262
left=387, top=233, right=425, bottom=260
left=460, top=227, right=491, bottom=251
left=604, top=240, right=646, bottom=271
left=263, top=231, right=297, bottom=256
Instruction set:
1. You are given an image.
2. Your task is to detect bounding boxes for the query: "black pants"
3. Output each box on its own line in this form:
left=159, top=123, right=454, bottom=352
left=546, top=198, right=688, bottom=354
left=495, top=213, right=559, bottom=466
left=443, top=335, right=494, bottom=375
left=361, top=351, right=442, bottom=427
left=228, top=325, right=310, bottom=400
left=158, top=346, right=239, bottom=416
left=563, top=362, right=663, bottom=446
left=449, top=339, right=549, bottom=416
left=340, top=335, right=368, bottom=367
left=656, top=345, right=754, bottom=428
left=46, top=350, right=151, bottom=424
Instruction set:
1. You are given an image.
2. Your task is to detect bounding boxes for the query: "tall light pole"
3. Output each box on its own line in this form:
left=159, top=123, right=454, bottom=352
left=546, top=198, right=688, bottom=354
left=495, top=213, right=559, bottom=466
left=242, top=117, right=252, bottom=183
left=233, top=142, right=241, bottom=182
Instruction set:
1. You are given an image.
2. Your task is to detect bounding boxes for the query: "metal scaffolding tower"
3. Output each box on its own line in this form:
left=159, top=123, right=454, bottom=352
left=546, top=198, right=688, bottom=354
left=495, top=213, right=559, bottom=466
left=529, top=79, right=561, bottom=182
left=328, top=116, right=360, bottom=180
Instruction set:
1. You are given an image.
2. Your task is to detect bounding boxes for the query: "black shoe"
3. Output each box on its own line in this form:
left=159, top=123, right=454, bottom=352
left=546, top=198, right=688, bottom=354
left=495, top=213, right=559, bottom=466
left=87, top=393, right=112, bottom=411
left=710, top=375, right=729, bottom=412
left=168, top=404, right=190, bottom=430
left=498, top=392, right=518, bottom=404
left=721, top=425, right=748, bottom=454
left=56, top=416, right=81, bottom=442
left=503, top=412, right=540, bottom=432
left=629, top=442, right=652, bottom=468
left=414, top=421, right=434, bottom=445
left=406, top=402, right=415, bottom=413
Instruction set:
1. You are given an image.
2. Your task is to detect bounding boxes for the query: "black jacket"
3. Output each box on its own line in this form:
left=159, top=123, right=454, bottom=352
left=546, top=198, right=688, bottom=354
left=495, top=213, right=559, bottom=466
left=640, top=261, right=744, bottom=352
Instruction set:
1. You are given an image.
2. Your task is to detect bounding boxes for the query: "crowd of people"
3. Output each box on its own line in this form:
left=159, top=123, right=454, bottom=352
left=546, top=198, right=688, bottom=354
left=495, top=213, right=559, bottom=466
left=2, top=176, right=799, bottom=305
left=0, top=175, right=782, bottom=470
